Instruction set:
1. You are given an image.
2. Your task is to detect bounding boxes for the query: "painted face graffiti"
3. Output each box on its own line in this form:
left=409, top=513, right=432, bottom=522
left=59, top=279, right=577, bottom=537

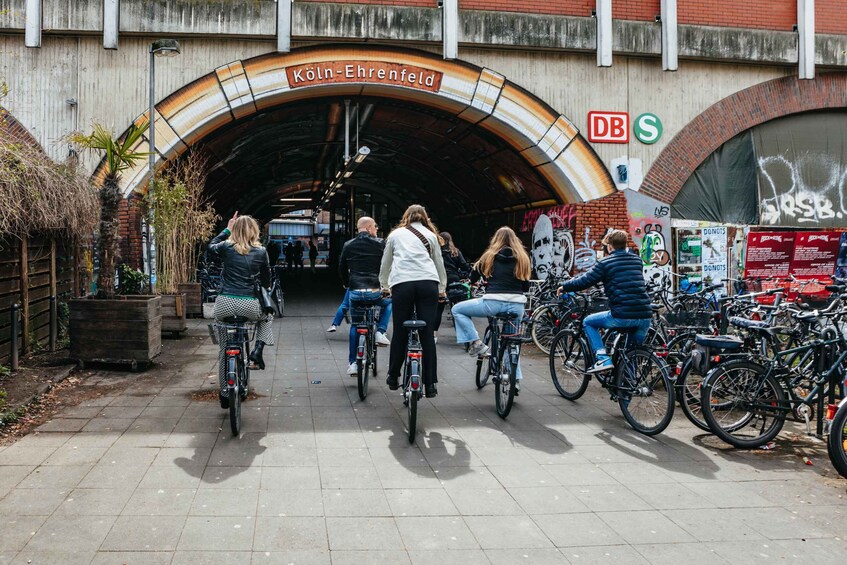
left=531, top=214, right=554, bottom=280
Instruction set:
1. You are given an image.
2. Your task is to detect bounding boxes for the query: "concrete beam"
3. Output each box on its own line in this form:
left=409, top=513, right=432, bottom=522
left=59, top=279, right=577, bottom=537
left=798, top=0, right=815, bottom=79
left=278, top=0, right=292, bottom=52
left=25, top=0, right=41, bottom=48
left=104, top=0, right=120, bottom=50
left=661, top=0, right=678, bottom=71
left=678, top=24, right=798, bottom=65
left=596, top=0, right=612, bottom=66
left=442, top=0, right=458, bottom=60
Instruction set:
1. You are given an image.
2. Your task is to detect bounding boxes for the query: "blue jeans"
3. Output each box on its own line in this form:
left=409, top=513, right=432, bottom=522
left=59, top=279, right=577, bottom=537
left=583, top=311, right=651, bottom=357
left=348, top=290, right=392, bottom=364
left=332, top=289, right=351, bottom=326
left=451, top=298, right=524, bottom=380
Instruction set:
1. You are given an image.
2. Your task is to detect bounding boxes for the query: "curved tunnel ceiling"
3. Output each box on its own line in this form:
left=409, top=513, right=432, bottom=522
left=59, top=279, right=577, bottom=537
left=100, top=44, right=616, bottom=219
left=199, top=96, right=561, bottom=222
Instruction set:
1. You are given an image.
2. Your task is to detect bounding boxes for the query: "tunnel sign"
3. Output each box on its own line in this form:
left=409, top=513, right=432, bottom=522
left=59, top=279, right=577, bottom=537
left=286, top=61, right=443, bottom=93
left=634, top=113, right=663, bottom=144
left=587, top=111, right=629, bottom=143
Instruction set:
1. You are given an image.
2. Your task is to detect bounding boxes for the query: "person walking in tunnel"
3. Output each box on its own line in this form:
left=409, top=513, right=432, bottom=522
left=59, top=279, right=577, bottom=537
left=339, top=216, right=393, bottom=376
left=309, top=238, right=319, bottom=274
left=451, top=226, right=531, bottom=392
left=434, top=231, right=471, bottom=344
left=295, top=239, right=305, bottom=270
left=284, top=239, right=295, bottom=271
left=380, top=205, right=447, bottom=398
left=208, top=213, right=275, bottom=408
left=556, top=229, right=652, bottom=373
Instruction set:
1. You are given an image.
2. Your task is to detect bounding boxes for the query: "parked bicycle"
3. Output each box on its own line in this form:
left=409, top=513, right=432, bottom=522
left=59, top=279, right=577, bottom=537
left=475, top=312, right=532, bottom=418
left=351, top=301, right=381, bottom=400
left=210, top=316, right=254, bottom=436
left=269, top=267, right=284, bottom=317
left=827, top=375, right=847, bottom=478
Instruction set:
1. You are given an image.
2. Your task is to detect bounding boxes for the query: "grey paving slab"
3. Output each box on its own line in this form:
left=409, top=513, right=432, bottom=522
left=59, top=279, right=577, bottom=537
left=533, top=513, right=625, bottom=548
left=125, top=488, right=197, bottom=515
left=408, top=549, right=491, bottom=565
left=253, top=516, right=328, bottom=551
left=177, top=516, right=255, bottom=551
left=0, top=516, right=47, bottom=552
left=257, top=488, right=324, bottom=516
left=395, top=517, right=480, bottom=550
left=326, top=517, right=404, bottom=550
left=561, top=544, right=650, bottom=564
left=632, top=543, right=729, bottom=565
left=24, top=514, right=116, bottom=552
left=190, top=487, right=259, bottom=517
left=90, top=552, right=173, bottom=565
left=446, top=487, right=525, bottom=516
left=18, top=464, right=93, bottom=489
left=100, top=515, right=186, bottom=551
left=11, top=550, right=95, bottom=565
left=54, top=488, right=134, bottom=516
left=250, top=550, right=331, bottom=564
left=464, top=515, right=554, bottom=549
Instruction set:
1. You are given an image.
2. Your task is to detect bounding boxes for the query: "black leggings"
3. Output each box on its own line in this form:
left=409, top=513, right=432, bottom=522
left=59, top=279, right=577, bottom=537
left=388, top=280, right=439, bottom=386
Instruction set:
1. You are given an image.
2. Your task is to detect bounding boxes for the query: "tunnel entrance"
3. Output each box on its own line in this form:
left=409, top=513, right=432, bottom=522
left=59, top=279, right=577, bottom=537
left=105, top=45, right=614, bottom=267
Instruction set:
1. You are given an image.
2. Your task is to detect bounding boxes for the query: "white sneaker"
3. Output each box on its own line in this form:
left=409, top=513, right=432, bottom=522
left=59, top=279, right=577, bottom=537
left=375, top=332, right=390, bottom=347
left=468, top=341, right=490, bottom=357
left=326, top=324, right=337, bottom=333
left=347, top=362, right=358, bottom=375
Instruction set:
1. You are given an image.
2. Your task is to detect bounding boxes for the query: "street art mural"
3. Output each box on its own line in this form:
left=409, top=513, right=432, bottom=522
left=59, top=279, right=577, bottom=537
left=624, top=190, right=672, bottom=291
left=759, top=153, right=847, bottom=227
left=573, top=227, right=599, bottom=272
left=520, top=205, right=577, bottom=280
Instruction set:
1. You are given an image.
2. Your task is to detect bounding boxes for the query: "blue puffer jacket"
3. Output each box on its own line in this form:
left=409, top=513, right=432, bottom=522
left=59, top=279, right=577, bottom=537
left=558, top=249, right=651, bottom=319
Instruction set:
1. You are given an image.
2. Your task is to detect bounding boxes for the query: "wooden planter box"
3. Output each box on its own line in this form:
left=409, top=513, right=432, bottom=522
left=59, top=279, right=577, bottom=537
left=69, top=295, right=162, bottom=370
left=177, top=282, right=202, bottom=317
left=161, top=293, right=187, bottom=336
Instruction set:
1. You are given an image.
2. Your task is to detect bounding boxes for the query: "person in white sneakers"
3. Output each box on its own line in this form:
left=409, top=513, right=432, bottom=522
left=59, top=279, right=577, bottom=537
left=339, top=217, right=393, bottom=376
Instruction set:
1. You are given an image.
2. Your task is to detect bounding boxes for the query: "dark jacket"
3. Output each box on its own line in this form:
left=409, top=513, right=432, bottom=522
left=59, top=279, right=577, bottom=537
left=441, top=245, right=470, bottom=284
left=558, top=248, right=651, bottom=319
left=208, top=230, right=271, bottom=297
left=473, top=247, right=530, bottom=295
left=339, top=231, right=385, bottom=289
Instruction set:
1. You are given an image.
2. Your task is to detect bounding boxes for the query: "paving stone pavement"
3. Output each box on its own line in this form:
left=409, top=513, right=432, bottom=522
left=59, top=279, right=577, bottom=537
left=1, top=276, right=846, bottom=564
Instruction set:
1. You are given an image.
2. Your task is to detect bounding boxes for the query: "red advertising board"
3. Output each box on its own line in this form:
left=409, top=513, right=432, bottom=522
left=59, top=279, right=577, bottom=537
left=744, top=232, right=795, bottom=278
left=790, top=232, right=842, bottom=295
left=587, top=111, right=629, bottom=143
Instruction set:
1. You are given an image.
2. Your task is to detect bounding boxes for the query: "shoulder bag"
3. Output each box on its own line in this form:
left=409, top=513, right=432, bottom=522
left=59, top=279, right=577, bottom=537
left=243, top=254, right=275, bottom=314
left=405, top=225, right=432, bottom=255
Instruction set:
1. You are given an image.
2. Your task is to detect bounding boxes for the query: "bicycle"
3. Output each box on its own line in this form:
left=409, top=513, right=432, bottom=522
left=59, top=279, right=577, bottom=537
left=210, top=316, right=254, bottom=436
left=351, top=301, right=381, bottom=400
left=549, top=322, right=674, bottom=435
left=269, top=267, right=284, bottom=317
left=401, top=317, right=426, bottom=443
left=827, top=382, right=847, bottom=478
left=475, top=312, right=531, bottom=419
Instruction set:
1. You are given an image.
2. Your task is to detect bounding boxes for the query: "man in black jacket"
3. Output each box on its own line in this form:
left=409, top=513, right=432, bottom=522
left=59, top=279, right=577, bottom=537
left=557, top=229, right=652, bottom=373
left=338, top=217, right=393, bottom=375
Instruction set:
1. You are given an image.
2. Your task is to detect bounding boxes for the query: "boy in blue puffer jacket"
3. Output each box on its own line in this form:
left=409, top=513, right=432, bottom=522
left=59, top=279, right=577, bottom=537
left=557, top=229, right=652, bottom=373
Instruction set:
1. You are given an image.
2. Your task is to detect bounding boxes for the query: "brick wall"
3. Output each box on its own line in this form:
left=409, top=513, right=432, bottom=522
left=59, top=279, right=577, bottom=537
left=574, top=191, right=631, bottom=260
left=612, top=0, right=660, bottom=22
left=118, top=197, right=144, bottom=271
left=817, top=0, right=847, bottom=35
left=640, top=73, right=847, bottom=205
left=679, top=0, right=795, bottom=31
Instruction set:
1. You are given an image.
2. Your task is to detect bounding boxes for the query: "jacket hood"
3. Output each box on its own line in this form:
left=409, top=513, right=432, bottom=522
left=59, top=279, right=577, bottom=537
left=496, top=247, right=516, bottom=261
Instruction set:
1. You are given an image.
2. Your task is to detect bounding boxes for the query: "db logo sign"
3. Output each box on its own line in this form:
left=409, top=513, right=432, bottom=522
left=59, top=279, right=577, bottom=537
left=588, top=111, right=629, bottom=143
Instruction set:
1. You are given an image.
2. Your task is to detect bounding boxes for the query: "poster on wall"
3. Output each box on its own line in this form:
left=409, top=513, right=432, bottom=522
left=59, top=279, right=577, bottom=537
left=790, top=232, right=842, bottom=295
left=837, top=233, right=847, bottom=279
left=518, top=204, right=577, bottom=280
left=701, top=226, right=728, bottom=294
left=677, top=229, right=702, bottom=266
left=744, top=232, right=796, bottom=279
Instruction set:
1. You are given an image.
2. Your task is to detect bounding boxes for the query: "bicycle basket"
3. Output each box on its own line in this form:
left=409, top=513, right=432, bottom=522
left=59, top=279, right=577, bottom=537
left=662, top=310, right=713, bottom=330
left=213, top=323, right=250, bottom=346
left=350, top=303, right=380, bottom=325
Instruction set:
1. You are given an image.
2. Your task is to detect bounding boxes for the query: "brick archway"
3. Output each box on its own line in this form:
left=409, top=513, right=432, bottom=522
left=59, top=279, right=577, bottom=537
left=640, top=73, right=847, bottom=204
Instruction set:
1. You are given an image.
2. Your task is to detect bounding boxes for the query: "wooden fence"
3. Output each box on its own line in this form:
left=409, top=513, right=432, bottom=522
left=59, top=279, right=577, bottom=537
left=0, top=235, right=80, bottom=363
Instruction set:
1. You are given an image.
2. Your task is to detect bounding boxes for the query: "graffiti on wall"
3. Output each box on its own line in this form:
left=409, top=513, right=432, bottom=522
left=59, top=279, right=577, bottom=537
left=624, top=190, right=672, bottom=291
left=520, top=205, right=577, bottom=280
left=573, top=227, right=599, bottom=272
left=759, top=153, right=847, bottom=227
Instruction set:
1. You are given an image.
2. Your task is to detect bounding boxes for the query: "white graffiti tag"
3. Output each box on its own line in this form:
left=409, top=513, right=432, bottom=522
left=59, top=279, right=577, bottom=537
left=759, top=153, right=847, bottom=225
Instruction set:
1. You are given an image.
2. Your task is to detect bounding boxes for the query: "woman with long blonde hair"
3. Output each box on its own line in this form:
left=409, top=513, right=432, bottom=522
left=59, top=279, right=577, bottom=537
left=379, top=204, right=447, bottom=398
left=208, top=212, right=275, bottom=409
left=451, top=226, right=531, bottom=391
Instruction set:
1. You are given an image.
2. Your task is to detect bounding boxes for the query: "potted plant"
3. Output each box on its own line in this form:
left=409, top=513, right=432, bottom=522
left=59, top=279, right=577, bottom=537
left=67, top=122, right=163, bottom=369
left=145, top=151, right=217, bottom=333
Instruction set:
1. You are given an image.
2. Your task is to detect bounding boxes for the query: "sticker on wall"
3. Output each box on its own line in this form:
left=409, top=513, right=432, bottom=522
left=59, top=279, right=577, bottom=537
left=633, top=113, right=663, bottom=145
left=610, top=157, right=644, bottom=191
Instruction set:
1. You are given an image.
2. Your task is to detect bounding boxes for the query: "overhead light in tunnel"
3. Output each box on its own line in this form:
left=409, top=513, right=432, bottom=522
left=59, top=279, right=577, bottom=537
left=279, top=198, right=313, bottom=202
left=354, top=146, right=370, bottom=164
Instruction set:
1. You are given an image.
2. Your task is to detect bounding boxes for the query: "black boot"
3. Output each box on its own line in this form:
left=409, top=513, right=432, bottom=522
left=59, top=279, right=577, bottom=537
left=219, top=391, right=229, bottom=409
left=249, top=341, right=266, bottom=370
left=425, top=384, right=438, bottom=398
left=385, top=375, right=400, bottom=390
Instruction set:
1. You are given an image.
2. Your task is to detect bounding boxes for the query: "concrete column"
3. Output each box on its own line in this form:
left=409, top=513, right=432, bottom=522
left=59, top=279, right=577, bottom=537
left=596, top=0, right=612, bottom=67
left=277, top=0, right=292, bottom=53
left=442, top=0, right=459, bottom=60
left=25, top=0, right=42, bottom=48
left=104, top=0, right=120, bottom=50
left=798, top=0, right=815, bottom=79
left=661, top=0, right=678, bottom=71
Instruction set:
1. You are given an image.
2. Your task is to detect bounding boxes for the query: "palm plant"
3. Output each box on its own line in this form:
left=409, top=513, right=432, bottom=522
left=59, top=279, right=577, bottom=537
left=70, top=122, right=149, bottom=298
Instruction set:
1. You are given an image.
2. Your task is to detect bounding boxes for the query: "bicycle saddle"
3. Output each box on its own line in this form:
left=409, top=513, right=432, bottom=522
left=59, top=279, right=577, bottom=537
left=403, top=320, right=427, bottom=329
left=493, top=312, right=519, bottom=320
left=729, top=316, right=768, bottom=329
left=221, top=315, right=250, bottom=323
left=694, top=334, right=744, bottom=350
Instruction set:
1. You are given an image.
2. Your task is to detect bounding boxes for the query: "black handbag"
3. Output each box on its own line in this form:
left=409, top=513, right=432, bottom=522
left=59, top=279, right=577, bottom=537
left=244, top=255, right=275, bottom=314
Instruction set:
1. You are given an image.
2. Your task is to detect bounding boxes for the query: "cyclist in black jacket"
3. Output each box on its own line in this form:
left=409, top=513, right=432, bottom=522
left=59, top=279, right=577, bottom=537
left=434, top=231, right=470, bottom=342
left=557, top=229, right=651, bottom=373
left=338, top=217, right=393, bottom=376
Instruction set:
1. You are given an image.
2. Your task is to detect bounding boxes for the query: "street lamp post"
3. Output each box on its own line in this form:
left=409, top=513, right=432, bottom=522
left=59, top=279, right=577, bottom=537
left=147, top=39, right=181, bottom=289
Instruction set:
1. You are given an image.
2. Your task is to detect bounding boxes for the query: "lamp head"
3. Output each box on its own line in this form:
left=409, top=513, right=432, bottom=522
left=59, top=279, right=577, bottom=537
left=151, top=39, right=181, bottom=57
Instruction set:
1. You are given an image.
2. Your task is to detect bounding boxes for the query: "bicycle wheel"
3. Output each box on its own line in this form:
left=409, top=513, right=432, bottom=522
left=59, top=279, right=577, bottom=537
left=494, top=344, right=517, bottom=419
left=357, top=335, right=369, bottom=400
left=475, top=326, right=492, bottom=389
left=406, top=359, right=419, bottom=443
left=827, top=402, right=847, bottom=479
left=530, top=305, right=558, bottom=354
left=274, top=288, right=284, bottom=317
left=548, top=331, right=590, bottom=400
left=229, top=357, right=242, bottom=436
left=701, top=360, right=786, bottom=449
left=371, top=340, right=378, bottom=376
left=675, top=359, right=711, bottom=432
left=616, top=347, right=675, bottom=435
left=666, top=332, right=696, bottom=368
